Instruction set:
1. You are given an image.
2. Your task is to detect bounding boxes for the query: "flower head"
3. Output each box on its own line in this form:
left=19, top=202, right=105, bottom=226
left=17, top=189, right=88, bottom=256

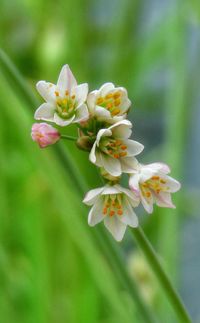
left=83, top=184, right=139, bottom=241
left=89, top=120, right=144, bottom=177
left=31, top=122, right=60, bottom=148
left=87, top=82, right=131, bottom=123
left=129, top=162, right=181, bottom=213
left=34, top=65, right=89, bottom=126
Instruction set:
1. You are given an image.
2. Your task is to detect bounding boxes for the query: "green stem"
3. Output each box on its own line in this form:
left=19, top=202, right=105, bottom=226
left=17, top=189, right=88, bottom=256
left=131, top=227, right=192, bottom=323
left=61, top=134, right=77, bottom=141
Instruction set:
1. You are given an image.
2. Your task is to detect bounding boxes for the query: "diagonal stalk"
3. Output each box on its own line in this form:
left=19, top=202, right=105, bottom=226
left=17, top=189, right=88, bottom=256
left=131, top=227, right=192, bottom=323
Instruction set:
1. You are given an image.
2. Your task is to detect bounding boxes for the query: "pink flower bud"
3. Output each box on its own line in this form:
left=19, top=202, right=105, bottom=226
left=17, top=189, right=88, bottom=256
left=31, top=123, right=60, bottom=148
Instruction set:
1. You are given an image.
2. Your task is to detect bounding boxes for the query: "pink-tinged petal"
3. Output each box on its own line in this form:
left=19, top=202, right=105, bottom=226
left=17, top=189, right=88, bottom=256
left=31, top=123, right=60, bottom=148
left=155, top=192, right=175, bottom=209
left=88, top=199, right=105, bottom=226
left=121, top=156, right=139, bottom=174
left=129, top=173, right=141, bottom=195
left=124, top=139, right=144, bottom=156
left=89, top=142, right=98, bottom=164
left=101, top=154, right=121, bottom=177
left=57, top=64, right=77, bottom=94
left=119, top=197, right=139, bottom=227
left=99, top=82, right=115, bottom=96
left=36, top=81, right=57, bottom=104
left=83, top=187, right=104, bottom=206
left=165, top=176, right=181, bottom=192
left=94, top=105, right=111, bottom=120
left=96, top=128, right=112, bottom=146
left=34, top=103, right=55, bottom=121
left=142, top=162, right=171, bottom=174
left=74, top=104, right=89, bottom=123
left=111, top=120, right=132, bottom=139
left=104, top=216, right=127, bottom=241
left=54, top=113, right=75, bottom=126
left=140, top=194, right=154, bottom=214
left=72, top=83, right=88, bottom=104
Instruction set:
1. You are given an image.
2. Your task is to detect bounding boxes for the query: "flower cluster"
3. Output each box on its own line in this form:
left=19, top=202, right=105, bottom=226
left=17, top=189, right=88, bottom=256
left=31, top=65, right=181, bottom=241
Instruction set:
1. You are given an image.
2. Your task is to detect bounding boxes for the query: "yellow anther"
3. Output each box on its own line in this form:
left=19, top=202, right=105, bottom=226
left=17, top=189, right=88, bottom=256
left=160, top=179, right=166, bottom=184
left=105, top=93, right=113, bottom=99
left=121, top=145, right=127, bottom=150
left=119, top=152, right=127, bottom=157
left=152, top=176, right=160, bottom=180
left=103, top=207, right=107, bottom=215
left=55, top=91, right=59, bottom=96
left=112, top=109, right=120, bottom=115
left=109, top=210, right=115, bottom=217
left=114, top=99, right=121, bottom=106
left=71, top=94, right=76, bottom=99
left=117, top=210, right=123, bottom=216
left=115, top=140, right=122, bottom=146
left=113, top=154, right=119, bottom=159
left=97, top=97, right=104, bottom=105
left=113, top=92, right=121, bottom=99
left=146, top=192, right=151, bottom=197
left=156, top=189, right=161, bottom=194
left=65, top=90, right=69, bottom=96
left=62, top=99, right=67, bottom=104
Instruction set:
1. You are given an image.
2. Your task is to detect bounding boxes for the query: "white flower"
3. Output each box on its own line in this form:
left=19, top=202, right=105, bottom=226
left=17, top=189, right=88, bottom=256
left=87, top=82, right=131, bottom=123
left=34, top=64, right=89, bottom=126
left=83, top=184, right=139, bottom=241
left=129, top=162, right=181, bottom=214
left=89, top=120, right=144, bottom=177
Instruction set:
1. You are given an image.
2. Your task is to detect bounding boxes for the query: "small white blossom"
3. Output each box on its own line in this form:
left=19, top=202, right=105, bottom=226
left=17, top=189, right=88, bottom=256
left=83, top=184, right=139, bottom=241
left=129, top=162, right=181, bottom=214
left=34, top=65, right=89, bottom=126
left=87, top=82, right=131, bottom=123
left=89, top=120, right=144, bottom=177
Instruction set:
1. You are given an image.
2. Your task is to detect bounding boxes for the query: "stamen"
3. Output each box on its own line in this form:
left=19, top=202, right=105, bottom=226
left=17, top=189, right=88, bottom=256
left=146, top=192, right=151, bottom=197
left=119, top=152, right=127, bottom=157
left=65, top=90, right=69, bottom=96
left=121, top=145, right=127, bottom=150
left=107, top=103, right=113, bottom=109
left=97, top=97, right=104, bottom=105
left=55, top=91, right=59, bottom=96
left=113, top=154, right=119, bottom=158
left=112, top=109, right=120, bottom=115
left=71, top=94, right=75, bottom=99
left=103, top=207, right=107, bottom=215
left=160, top=179, right=166, bottom=184
left=114, top=99, right=121, bottom=106
left=109, top=210, right=115, bottom=217
left=117, top=210, right=123, bottom=216
left=113, top=92, right=121, bottom=99
left=105, top=93, right=113, bottom=99
left=152, top=176, right=160, bottom=180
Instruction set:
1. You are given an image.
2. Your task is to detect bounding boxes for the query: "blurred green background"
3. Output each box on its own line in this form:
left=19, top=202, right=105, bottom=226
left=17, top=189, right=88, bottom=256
left=0, top=0, right=200, bottom=322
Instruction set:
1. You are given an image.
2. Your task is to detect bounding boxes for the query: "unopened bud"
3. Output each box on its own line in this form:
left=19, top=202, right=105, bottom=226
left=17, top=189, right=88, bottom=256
left=31, top=123, right=60, bottom=148
left=76, top=136, right=93, bottom=151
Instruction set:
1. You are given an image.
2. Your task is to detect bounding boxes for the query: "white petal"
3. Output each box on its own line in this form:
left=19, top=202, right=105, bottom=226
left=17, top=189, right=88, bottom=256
left=36, top=81, right=57, bottom=104
left=165, top=176, right=181, bottom=192
left=96, top=128, right=112, bottom=146
left=121, top=156, right=139, bottom=173
left=101, top=185, right=121, bottom=195
left=116, top=185, right=139, bottom=207
left=111, top=120, right=132, bottom=139
left=94, top=106, right=111, bottom=120
left=155, top=192, right=175, bottom=208
left=129, top=173, right=141, bottom=195
left=83, top=187, right=104, bottom=205
left=99, top=83, right=115, bottom=96
left=34, top=103, right=55, bottom=121
left=87, top=91, right=98, bottom=112
left=57, top=64, right=77, bottom=94
left=89, top=142, right=98, bottom=164
left=124, top=140, right=144, bottom=156
left=54, top=113, right=75, bottom=126
left=74, top=104, right=89, bottom=123
left=104, top=216, right=127, bottom=241
left=88, top=199, right=104, bottom=226
left=101, top=154, right=121, bottom=177
left=72, top=83, right=88, bottom=104
left=119, top=197, right=139, bottom=227
left=140, top=194, right=154, bottom=214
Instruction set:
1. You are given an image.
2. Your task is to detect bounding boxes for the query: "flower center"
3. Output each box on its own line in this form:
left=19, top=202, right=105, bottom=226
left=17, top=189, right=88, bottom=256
left=140, top=176, right=168, bottom=198
left=102, top=194, right=123, bottom=217
left=55, top=90, right=76, bottom=119
left=100, top=138, right=127, bottom=159
left=96, top=91, right=122, bottom=116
